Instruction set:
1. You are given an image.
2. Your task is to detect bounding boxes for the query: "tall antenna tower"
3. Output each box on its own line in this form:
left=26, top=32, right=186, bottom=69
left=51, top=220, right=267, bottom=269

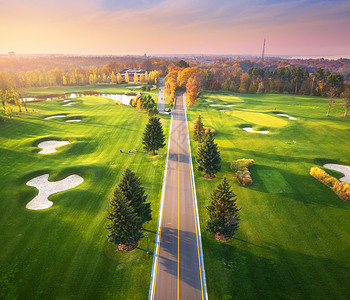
left=262, top=38, right=266, bottom=61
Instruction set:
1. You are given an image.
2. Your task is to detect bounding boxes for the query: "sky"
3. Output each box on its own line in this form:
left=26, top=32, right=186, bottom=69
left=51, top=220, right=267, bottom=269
left=0, top=0, right=349, bottom=57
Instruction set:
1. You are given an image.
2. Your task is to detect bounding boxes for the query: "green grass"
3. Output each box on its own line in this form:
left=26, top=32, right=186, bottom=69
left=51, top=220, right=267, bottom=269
left=187, top=92, right=350, bottom=299
left=0, top=92, right=169, bottom=299
left=19, top=84, right=159, bottom=102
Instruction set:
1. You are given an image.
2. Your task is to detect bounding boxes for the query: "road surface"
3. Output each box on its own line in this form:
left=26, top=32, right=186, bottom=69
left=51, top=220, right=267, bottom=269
left=149, top=92, right=207, bottom=300
left=157, top=78, right=165, bottom=113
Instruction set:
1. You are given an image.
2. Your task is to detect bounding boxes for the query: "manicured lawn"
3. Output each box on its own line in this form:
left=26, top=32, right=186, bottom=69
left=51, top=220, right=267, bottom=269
left=188, top=92, right=350, bottom=299
left=19, top=84, right=159, bottom=102
left=0, top=92, right=169, bottom=299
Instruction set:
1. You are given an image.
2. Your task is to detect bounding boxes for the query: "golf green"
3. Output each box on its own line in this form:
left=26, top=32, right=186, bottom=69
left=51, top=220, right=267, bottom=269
left=187, top=92, right=350, bottom=299
left=0, top=90, right=169, bottom=299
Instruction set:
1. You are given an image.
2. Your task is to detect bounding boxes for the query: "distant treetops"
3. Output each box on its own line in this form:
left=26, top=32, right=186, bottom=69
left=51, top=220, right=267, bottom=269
left=106, top=167, right=152, bottom=252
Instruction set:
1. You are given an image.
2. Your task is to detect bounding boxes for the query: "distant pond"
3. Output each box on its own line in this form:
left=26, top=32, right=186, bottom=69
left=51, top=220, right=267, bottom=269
left=23, top=93, right=136, bottom=105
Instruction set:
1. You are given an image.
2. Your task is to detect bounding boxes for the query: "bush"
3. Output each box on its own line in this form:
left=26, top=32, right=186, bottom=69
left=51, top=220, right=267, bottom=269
left=232, top=159, right=254, bottom=186
left=310, top=167, right=350, bottom=201
left=204, top=127, right=216, bottom=135
left=230, top=159, right=254, bottom=172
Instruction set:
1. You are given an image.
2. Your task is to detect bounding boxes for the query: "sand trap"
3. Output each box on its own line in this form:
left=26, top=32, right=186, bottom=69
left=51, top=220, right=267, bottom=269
left=210, top=104, right=236, bottom=107
left=204, top=99, right=213, bottom=102
left=38, top=141, right=70, bottom=154
left=243, top=127, right=269, bottom=134
left=323, top=164, right=350, bottom=183
left=63, top=99, right=71, bottom=102
left=126, top=86, right=141, bottom=89
left=44, top=115, right=66, bottom=120
left=63, top=102, right=76, bottom=107
left=219, top=110, right=226, bottom=112
left=26, top=174, right=84, bottom=210
left=277, top=114, right=296, bottom=120
left=66, top=119, right=81, bottom=122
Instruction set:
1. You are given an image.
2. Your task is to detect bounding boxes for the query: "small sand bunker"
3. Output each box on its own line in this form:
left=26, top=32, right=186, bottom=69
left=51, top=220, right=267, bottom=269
left=63, top=102, right=76, bottom=107
left=277, top=114, right=296, bottom=120
left=66, top=119, right=81, bottom=122
left=204, top=99, right=213, bottom=102
left=126, top=86, right=141, bottom=89
left=26, top=174, right=84, bottom=210
left=243, top=127, right=269, bottom=134
left=63, top=99, right=71, bottom=102
left=38, top=141, right=70, bottom=154
left=210, top=104, right=236, bottom=107
left=219, top=109, right=226, bottom=112
left=44, top=115, right=66, bottom=120
left=323, top=164, right=350, bottom=183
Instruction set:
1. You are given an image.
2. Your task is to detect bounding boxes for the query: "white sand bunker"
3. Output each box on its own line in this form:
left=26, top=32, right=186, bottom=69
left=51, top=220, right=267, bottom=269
left=63, top=102, right=76, bottom=107
left=44, top=115, right=66, bottom=120
left=38, top=141, right=70, bottom=154
left=204, top=99, right=213, bottom=102
left=243, top=127, right=269, bottom=134
left=26, top=174, right=84, bottom=210
left=126, top=86, right=141, bottom=89
left=323, top=164, right=350, bottom=184
left=63, top=99, right=71, bottom=102
left=219, top=109, right=226, bottom=112
left=66, top=119, right=81, bottom=122
left=277, top=114, right=296, bottom=120
left=210, top=104, right=236, bottom=107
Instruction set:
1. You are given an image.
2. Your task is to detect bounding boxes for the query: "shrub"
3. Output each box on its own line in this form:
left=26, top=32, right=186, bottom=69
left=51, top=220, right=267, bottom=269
left=204, top=127, right=216, bottom=135
left=232, top=159, right=254, bottom=186
left=230, top=159, right=254, bottom=172
left=310, top=167, right=350, bottom=201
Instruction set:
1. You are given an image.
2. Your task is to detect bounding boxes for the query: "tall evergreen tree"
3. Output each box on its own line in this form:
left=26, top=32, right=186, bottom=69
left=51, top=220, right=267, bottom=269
left=193, top=115, right=205, bottom=142
left=142, top=117, right=166, bottom=155
left=206, top=177, right=240, bottom=240
left=118, top=168, right=152, bottom=228
left=196, top=131, right=221, bottom=177
left=106, top=187, right=143, bottom=251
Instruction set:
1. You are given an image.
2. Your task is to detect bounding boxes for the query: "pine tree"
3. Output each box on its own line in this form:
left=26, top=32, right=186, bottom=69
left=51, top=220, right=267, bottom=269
left=118, top=168, right=152, bottom=228
left=193, top=115, right=205, bottom=142
left=106, top=187, right=143, bottom=250
left=206, top=177, right=240, bottom=240
left=142, top=117, right=166, bottom=155
left=196, top=131, right=221, bottom=177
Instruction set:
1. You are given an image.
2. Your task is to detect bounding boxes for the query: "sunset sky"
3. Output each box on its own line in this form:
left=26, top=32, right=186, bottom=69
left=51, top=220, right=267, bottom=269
left=1, top=0, right=349, bottom=57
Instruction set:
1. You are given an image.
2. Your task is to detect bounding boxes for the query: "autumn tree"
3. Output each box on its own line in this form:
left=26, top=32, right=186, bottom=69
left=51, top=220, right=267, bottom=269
left=125, top=72, right=129, bottom=83
left=111, top=72, right=117, bottom=84
left=117, top=73, right=123, bottom=84
left=206, top=177, right=240, bottom=241
left=118, top=168, right=152, bottom=228
left=142, top=117, right=166, bottom=155
left=196, top=131, right=221, bottom=178
left=106, top=187, right=143, bottom=251
left=134, top=72, right=139, bottom=83
left=326, top=87, right=337, bottom=117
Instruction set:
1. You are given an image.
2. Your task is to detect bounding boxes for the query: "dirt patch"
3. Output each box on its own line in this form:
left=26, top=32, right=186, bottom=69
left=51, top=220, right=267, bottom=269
left=214, top=233, right=232, bottom=241
left=118, top=242, right=139, bottom=252
left=149, top=152, right=158, bottom=156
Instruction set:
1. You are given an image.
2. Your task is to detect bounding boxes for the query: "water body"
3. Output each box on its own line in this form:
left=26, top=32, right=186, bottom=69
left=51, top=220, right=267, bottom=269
left=23, top=93, right=136, bottom=105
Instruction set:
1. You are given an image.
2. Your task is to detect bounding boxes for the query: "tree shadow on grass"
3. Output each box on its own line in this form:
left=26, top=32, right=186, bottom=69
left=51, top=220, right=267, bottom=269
left=202, top=234, right=350, bottom=300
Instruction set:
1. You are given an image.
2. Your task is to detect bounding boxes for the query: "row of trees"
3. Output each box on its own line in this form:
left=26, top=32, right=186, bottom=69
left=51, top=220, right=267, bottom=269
left=0, top=66, right=159, bottom=90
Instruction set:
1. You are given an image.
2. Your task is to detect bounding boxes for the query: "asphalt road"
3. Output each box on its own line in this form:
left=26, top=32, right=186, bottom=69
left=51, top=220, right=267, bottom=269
left=150, top=92, right=206, bottom=300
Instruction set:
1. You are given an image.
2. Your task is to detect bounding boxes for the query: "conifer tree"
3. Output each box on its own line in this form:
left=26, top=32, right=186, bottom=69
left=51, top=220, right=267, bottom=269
left=206, top=177, right=240, bottom=240
left=142, top=117, right=165, bottom=155
left=118, top=168, right=152, bottom=228
left=196, top=131, right=221, bottom=177
left=193, top=115, right=205, bottom=142
left=106, top=187, right=142, bottom=250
